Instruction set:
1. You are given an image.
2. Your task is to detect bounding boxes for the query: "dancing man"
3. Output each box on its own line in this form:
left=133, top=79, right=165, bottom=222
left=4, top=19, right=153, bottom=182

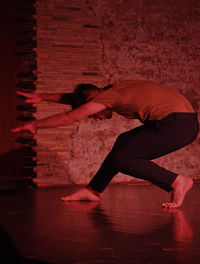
left=12, top=80, right=199, bottom=208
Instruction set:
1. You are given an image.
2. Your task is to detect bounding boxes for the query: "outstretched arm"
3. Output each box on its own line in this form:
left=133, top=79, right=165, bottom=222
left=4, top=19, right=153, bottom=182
left=12, top=102, right=107, bottom=134
left=17, top=91, right=73, bottom=105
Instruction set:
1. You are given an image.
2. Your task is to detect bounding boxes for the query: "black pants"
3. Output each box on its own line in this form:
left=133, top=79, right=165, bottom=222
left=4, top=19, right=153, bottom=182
left=89, top=112, right=199, bottom=193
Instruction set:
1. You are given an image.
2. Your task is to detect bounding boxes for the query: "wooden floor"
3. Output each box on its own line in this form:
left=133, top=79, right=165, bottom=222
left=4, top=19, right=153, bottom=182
left=0, top=183, right=200, bottom=264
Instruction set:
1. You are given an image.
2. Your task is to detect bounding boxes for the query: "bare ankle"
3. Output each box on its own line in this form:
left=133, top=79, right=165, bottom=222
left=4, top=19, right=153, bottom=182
left=172, top=175, right=180, bottom=188
left=172, top=175, right=193, bottom=189
left=86, top=185, right=101, bottom=197
left=172, top=175, right=184, bottom=188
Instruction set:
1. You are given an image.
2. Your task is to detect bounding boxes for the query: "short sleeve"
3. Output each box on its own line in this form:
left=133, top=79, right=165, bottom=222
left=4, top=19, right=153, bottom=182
left=91, top=84, right=121, bottom=109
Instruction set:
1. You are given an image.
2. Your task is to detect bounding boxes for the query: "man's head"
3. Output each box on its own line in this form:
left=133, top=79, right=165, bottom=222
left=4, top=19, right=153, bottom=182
left=72, top=83, right=112, bottom=120
left=72, top=83, right=101, bottom=109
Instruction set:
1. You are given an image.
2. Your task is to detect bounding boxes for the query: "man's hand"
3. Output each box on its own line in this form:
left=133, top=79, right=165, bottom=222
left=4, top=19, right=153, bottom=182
left=17, top=91, right=43, bottom=104
left=11, top=122, right=37, bottom=135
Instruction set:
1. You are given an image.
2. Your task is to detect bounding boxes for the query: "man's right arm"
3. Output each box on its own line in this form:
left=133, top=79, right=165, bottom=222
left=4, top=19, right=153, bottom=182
left=11, top=101, right=107, bottom=134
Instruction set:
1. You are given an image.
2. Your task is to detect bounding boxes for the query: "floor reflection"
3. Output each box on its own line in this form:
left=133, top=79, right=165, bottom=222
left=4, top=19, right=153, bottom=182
left=0, top=184, right=200, bottom=264
left=162, top=208, right=193, bottom=243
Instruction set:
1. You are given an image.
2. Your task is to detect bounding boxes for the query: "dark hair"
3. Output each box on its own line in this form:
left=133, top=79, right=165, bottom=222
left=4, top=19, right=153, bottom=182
left=71, top=83, right=101, bottom=109
left=71, top=83, right=113, bottom=109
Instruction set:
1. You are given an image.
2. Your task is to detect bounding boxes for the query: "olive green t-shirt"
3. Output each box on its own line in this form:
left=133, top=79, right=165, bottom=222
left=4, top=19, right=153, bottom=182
left=92, top=80, right=194, bottom=123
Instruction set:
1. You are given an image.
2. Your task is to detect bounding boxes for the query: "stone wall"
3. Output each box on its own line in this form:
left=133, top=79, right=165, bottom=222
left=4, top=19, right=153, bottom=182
left=92, top=0, right=200, bottom=181
left=34, top=0, right=107, bottom=186
left=34, top=0, right=200, bottom=187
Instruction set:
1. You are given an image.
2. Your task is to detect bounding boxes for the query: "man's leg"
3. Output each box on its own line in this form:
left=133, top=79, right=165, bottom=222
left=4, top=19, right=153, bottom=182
left=61, top=123, right=176, bottom=202
left=62, top=113, right=199, bottom=207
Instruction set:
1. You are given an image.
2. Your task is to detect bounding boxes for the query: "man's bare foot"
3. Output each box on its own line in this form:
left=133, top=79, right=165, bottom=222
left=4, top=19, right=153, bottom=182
left=61, top=187, right=101, bottom=202
left=162, top=175, right=193, bottom=209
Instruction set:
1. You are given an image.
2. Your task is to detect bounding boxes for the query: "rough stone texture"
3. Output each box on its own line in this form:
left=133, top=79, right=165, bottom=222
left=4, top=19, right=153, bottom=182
left=35, top=0, right=200, bottom=187
left=90, top=0, right=200, bottom=181
left=34, top=0, right=106, bottom=186
left=91, top=0, right=200, bottom=97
